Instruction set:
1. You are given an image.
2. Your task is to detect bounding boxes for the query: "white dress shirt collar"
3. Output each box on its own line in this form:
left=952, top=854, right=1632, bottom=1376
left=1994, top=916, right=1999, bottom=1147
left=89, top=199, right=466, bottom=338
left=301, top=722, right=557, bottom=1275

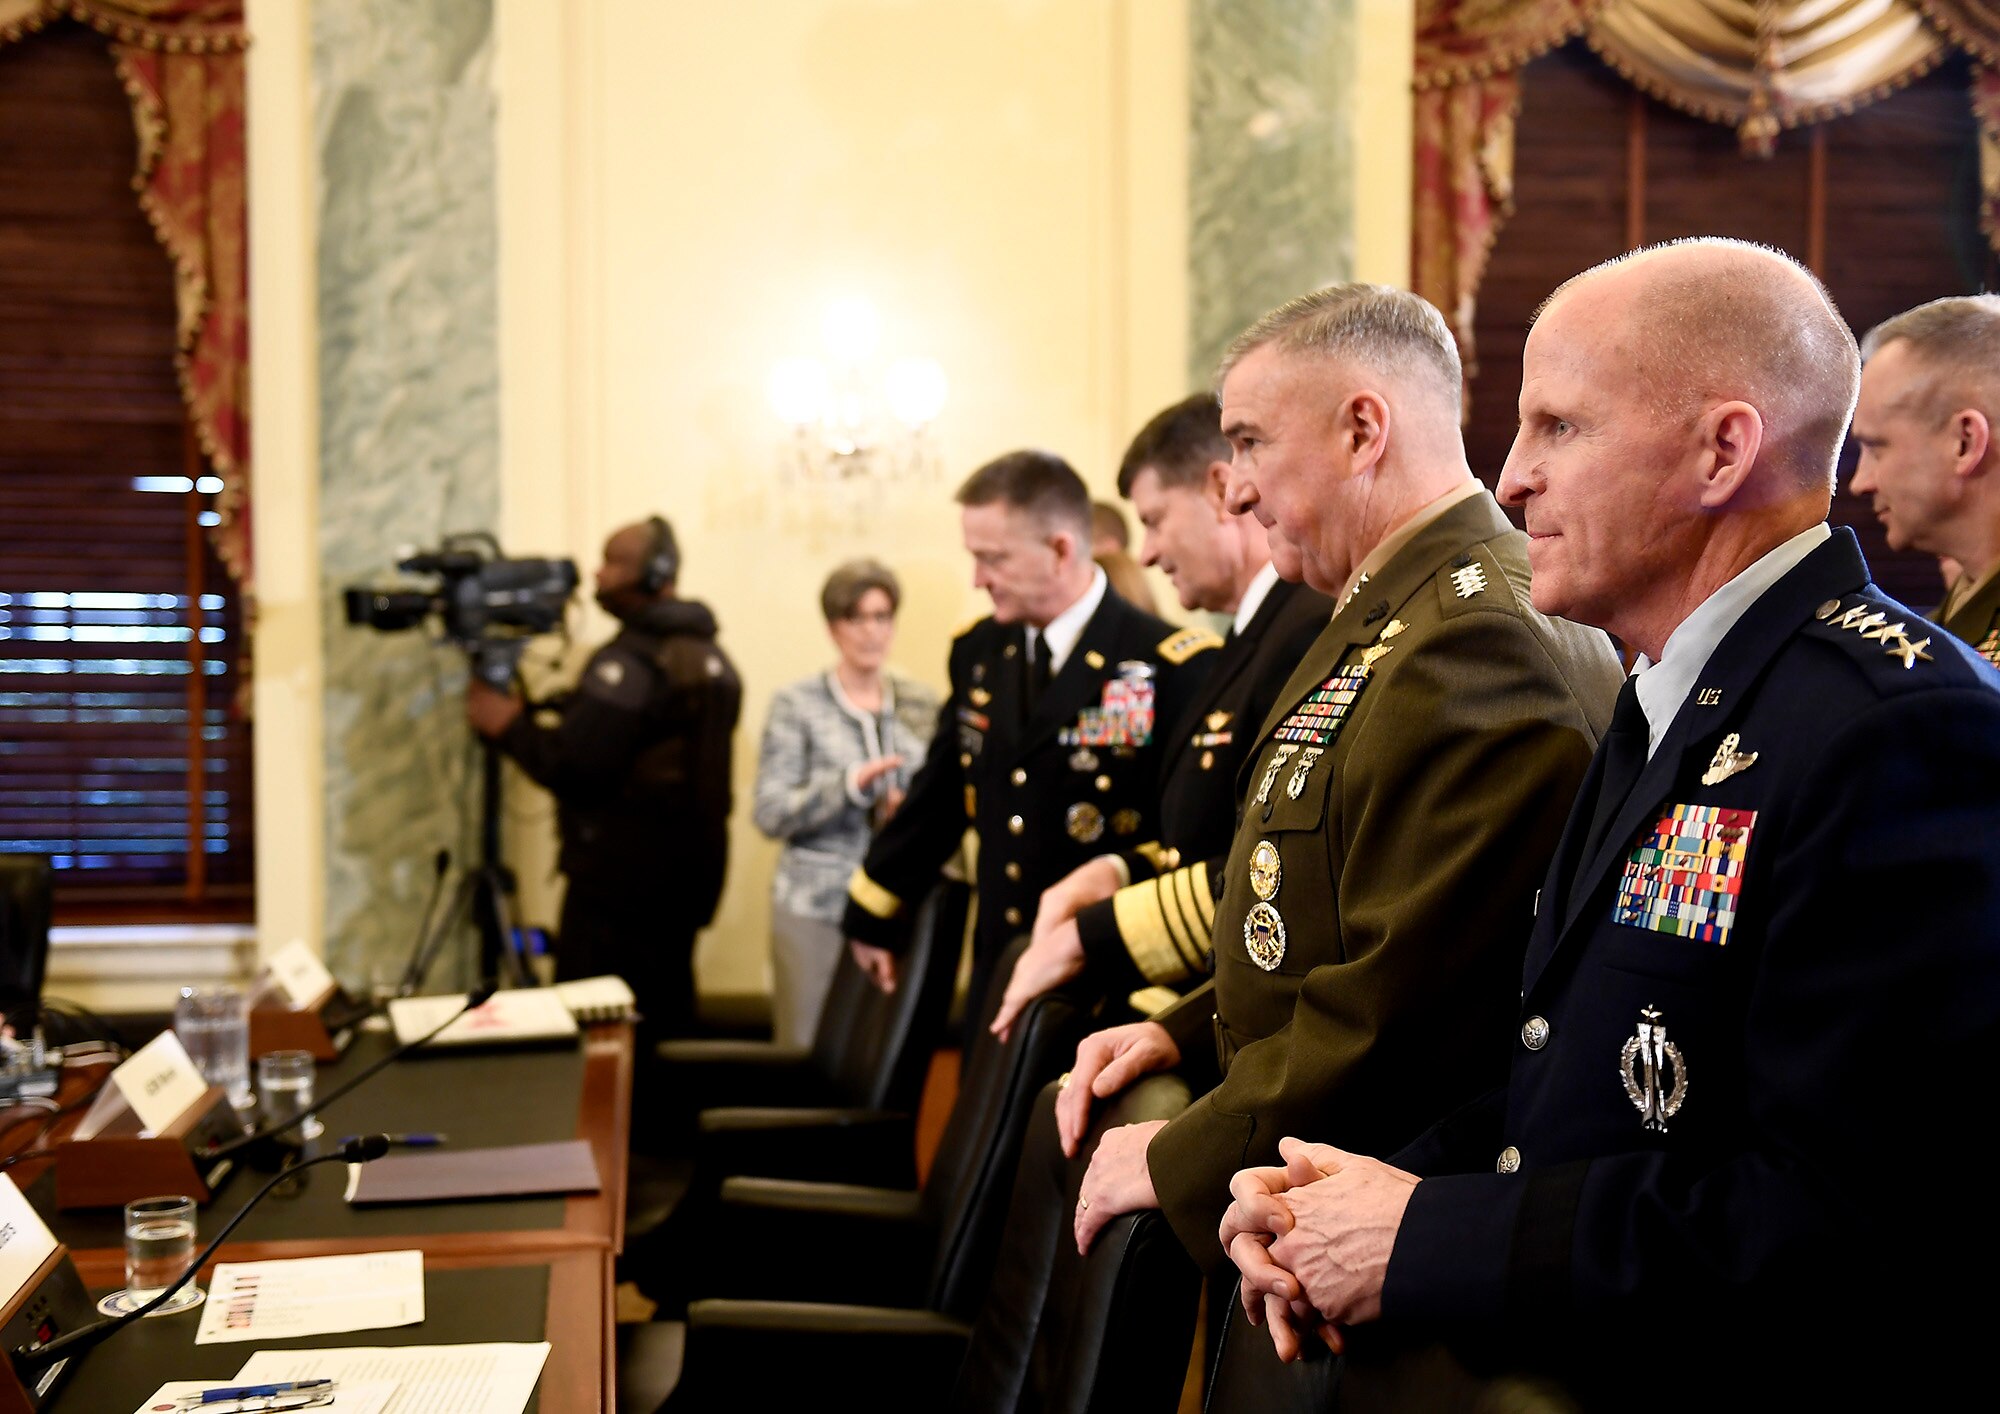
left=1231, top=562, right=1282, bottom=637
left=1030, top=566, right=1108, bottom=676
left=1630, top=522, right=1830, bottom=756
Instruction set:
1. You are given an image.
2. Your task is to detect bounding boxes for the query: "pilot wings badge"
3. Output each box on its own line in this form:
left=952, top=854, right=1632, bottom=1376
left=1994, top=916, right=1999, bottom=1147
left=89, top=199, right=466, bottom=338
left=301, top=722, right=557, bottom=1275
left=1620, top=1006, right=1688, bottom=1132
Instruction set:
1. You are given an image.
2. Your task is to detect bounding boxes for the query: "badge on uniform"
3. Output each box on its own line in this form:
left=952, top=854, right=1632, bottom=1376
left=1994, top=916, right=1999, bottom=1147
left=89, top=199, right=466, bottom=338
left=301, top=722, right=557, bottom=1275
left=1191, top=709, right=1234, bottom=751
left=1620, top=1006, right=1687, bottom=1132
left=957, top=705, right=988, bottom=757
left=1243, top=901, right=1286, bottom=970
left=1066, top=802, right=1105, bottom=843
left=1613, top=804, right=1756, bottom=945
left=1060, top=662, right=1156, bottom=748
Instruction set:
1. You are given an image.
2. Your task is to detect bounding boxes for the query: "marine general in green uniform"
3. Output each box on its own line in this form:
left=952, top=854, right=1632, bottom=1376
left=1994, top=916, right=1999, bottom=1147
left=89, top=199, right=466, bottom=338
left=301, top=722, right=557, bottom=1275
left=1056, top=286, right=1625, bottom=1286
left=1849, top=294, right=2000, bottom=664
left=841, top=450, right=1219, bottom=1017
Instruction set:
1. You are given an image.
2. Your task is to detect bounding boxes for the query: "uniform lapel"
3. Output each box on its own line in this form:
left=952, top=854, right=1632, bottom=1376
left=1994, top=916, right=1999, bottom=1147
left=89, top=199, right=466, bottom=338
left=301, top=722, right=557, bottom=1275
left=1018, top=592, right=1133, bottom=754
left=1157, top=586, right=1290, bottom=782
left=1530, top=531, right=1871, bottom=993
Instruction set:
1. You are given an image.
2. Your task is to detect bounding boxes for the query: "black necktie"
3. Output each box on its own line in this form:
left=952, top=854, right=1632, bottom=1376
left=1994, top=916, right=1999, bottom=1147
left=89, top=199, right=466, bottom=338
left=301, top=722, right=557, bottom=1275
left=1024, top=632, right=1051, bottom=717
left=1582, top=676, right=1650, bottom=858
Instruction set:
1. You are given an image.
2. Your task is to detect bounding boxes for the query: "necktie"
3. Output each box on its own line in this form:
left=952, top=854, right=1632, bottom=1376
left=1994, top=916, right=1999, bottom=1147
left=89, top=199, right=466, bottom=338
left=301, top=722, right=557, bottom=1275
left=1582, top=676, right=1650, bottom=859
left=1023, top=632, right=1051, bottom=718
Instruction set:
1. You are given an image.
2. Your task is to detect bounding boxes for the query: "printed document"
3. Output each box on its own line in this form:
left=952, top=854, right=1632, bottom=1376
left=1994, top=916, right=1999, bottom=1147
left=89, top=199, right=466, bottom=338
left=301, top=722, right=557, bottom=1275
left=195, top=1249, right=426, bottom=1345
left=234, top=1343, right=550, bottom=1414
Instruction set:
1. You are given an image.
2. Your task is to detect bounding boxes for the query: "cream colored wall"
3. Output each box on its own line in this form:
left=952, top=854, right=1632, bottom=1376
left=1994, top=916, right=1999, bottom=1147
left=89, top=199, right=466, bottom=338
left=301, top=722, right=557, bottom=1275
left=231, top=0, right=1414, bottom=1002
left=492, top=0, right=1198, bottom=996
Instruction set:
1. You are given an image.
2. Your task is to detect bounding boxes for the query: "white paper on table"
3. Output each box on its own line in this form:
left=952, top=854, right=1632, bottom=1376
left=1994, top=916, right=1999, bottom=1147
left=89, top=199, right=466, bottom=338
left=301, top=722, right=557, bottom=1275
left=195, top=1250, right=425, bottom=1345
left=130, top=1379, right=398, bottom=1414
left=233, top=1344, right=550, bottom=1414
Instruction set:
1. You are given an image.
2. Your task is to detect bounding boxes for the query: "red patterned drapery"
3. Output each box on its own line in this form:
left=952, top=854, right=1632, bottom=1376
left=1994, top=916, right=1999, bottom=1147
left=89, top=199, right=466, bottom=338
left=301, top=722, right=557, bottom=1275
left=0, top=0, right=250, bottom=591
left=1413, top=0, right=1605, bottom=384
left=1414, top=0, right=2000, bottom=400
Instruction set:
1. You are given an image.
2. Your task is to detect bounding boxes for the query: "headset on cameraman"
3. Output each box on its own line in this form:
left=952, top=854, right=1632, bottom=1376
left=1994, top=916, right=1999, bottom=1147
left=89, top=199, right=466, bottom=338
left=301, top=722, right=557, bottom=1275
left=640, top=516, right=679, bottom=595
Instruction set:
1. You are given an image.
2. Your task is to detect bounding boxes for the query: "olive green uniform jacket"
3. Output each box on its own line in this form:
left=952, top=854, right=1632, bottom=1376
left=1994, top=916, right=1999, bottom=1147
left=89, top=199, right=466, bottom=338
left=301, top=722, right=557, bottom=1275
left=1940, top=566, right=2000, bottom=666
left=1142, top=493, right=1626, bottom=1272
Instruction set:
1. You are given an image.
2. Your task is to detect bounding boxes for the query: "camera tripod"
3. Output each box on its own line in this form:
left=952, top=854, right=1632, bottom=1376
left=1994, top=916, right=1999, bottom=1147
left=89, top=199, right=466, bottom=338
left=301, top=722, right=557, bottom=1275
left=399, top=738, right=534, bottom=993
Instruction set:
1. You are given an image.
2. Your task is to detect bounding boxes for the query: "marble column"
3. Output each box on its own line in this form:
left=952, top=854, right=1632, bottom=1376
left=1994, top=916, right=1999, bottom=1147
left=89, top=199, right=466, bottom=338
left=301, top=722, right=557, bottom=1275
left=314, top=0, right=498, bottom=989
left=1188, top=0, right=1356, bottom=385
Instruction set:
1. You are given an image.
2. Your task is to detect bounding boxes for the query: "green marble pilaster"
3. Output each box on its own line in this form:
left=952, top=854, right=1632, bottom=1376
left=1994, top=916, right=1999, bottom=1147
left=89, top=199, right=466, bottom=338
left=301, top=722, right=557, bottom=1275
left=315, top=0, right=498, bottom=990
left=1189, top=0, right=1356, bottom=386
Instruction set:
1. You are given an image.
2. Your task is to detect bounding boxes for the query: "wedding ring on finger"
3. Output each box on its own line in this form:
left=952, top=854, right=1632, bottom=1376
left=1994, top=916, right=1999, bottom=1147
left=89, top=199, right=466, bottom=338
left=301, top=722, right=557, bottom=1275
left=1078, top=1196, right=1090, bottom=1211
left=1057, top=1071, right=1072, bottom=1090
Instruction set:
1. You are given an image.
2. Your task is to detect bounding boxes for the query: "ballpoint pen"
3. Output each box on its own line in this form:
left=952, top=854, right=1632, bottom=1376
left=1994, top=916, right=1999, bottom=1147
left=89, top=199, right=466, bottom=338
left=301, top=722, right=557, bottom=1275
left=185, top=1379, right=337, bottom=1405
left=337, top=1131, right=445, bottom=1147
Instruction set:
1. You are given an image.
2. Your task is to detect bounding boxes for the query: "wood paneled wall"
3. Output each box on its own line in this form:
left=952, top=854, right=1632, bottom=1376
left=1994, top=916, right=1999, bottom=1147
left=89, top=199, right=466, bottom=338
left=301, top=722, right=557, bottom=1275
left=1466, top=44, right=1992, bottom=609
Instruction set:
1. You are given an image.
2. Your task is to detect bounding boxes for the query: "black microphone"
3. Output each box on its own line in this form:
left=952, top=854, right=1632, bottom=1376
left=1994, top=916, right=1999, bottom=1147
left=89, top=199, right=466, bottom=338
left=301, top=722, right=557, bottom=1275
left=201, top=984, right=498, bottom=1163
left=11, top=1134, right=395, bottom=1377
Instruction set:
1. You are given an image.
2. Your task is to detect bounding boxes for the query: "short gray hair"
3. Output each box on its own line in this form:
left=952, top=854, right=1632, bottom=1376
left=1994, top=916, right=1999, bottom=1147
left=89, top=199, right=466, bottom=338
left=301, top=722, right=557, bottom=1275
left=1862, top=294, right=2000, bottom=425
left=820, top=558, right=900, bottom=623
left=1215, top=284, right=1463, bottom=416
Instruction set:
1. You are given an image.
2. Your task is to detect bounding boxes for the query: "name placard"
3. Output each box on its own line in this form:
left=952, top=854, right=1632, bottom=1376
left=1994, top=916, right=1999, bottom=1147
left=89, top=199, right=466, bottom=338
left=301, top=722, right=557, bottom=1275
left=111, top=1030, right=212, bottom=1136
left=0, top=1174, right=59, bottom=1304
left=267, top=938, right=338, bottom=1010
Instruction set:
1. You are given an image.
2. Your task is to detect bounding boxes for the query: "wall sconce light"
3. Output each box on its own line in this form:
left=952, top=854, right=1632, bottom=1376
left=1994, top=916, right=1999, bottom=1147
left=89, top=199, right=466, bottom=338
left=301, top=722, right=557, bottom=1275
left=767, top=296, right=948, bottom=491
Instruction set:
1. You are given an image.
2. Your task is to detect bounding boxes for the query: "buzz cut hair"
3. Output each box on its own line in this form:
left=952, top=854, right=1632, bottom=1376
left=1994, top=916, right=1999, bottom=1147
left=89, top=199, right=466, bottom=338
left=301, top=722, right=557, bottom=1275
left=956, top=449, right=1092, bottom=538
left=1116, top=393, right=1229, bottom=497
left=1215, top=283, right=1463, bottom=418
left=1861, top=294, right=2000, bottom=426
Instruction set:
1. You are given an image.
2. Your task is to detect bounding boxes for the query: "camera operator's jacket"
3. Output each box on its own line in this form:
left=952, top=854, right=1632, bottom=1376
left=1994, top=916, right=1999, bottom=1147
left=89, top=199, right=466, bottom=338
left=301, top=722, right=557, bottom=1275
left=500, top=598, right=742, bottom=927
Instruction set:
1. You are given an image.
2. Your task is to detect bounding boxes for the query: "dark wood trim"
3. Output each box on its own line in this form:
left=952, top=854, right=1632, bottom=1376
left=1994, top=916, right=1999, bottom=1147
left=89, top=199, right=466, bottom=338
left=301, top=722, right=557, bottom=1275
left=566, top=1022, right=634, bottom=1252
left=1625, top=87, right=1647, bottom=250
left=1807, top=124, right=1827, bottom=277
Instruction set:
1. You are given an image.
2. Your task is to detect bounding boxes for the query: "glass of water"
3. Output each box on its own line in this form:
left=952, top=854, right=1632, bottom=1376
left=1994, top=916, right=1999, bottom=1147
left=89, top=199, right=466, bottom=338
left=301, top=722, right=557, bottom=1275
left=257, top=1048, right=323, bottom=1141
left=173, top=984, right=251, bottom=1111
left=115, top=1194, right=203, bottom=1315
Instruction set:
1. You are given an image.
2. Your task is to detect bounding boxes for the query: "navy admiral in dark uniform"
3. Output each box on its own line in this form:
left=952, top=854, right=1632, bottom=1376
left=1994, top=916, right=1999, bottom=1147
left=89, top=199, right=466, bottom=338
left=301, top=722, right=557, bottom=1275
left=842, top=450, right=1220, bottom=1015
left=1218, top=240, right=2000, bottom=1409
left=987, top=393, right=1332, bottom=1035
left=468, top=515, right=741, bottom=1041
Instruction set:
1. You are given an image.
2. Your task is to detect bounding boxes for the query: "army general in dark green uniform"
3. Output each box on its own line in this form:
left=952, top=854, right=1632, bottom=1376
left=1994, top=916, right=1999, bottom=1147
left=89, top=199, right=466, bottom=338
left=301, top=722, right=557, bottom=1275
left=1848, top=294, right=2000, bottom=665
left=1056, top=286, right=1624, bottom=1294
left=841, top=451, right=1219, bottom=1017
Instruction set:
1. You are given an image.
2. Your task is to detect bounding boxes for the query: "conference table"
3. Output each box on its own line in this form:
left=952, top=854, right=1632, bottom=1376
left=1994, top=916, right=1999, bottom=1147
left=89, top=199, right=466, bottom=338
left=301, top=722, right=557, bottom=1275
left=15, top=1017, right=636, bottom=1413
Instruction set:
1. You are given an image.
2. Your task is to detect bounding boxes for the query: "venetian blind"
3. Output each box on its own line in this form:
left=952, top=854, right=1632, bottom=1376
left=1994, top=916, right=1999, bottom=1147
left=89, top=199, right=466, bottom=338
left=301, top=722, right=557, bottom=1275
left=0, top=22, right=253, bottom=919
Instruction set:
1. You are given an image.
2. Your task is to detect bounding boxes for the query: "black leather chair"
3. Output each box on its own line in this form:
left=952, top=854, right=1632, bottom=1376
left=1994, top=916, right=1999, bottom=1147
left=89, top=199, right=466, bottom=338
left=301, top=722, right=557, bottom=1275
left=656, top=934, right=1098, bottom=1411
left=953, top=1071, right=1201, bottom=1414
left=622, top=878, right=967, bottom=1299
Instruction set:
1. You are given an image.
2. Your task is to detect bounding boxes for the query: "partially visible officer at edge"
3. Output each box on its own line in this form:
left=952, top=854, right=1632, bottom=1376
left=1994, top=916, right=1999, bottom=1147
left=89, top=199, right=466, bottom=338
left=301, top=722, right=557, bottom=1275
left=468, top=515, right=741, bottom=1042
left=841, top=451, right=1221, bottom=1017
left=1849, top=293, right=2000, bottom=662
left=990, top=392, right=1333, bottom=1036
left=1218, top=239, right=2000, bottom=1410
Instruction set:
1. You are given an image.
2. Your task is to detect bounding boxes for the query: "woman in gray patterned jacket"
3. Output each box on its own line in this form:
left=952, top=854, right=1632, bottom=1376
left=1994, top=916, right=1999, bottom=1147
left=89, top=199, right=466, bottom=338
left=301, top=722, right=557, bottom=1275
left=752, top=560, right=938, bottom=1045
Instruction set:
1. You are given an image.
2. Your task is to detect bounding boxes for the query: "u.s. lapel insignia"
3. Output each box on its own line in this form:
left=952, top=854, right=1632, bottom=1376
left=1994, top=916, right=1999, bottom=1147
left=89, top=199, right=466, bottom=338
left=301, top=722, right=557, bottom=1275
left=1248, top=840, right=1281, bottom=901
left=1284, top=746, right=1324, bottom=800
left=1700, top=732, right=1758, bottom=787
left=1255, top=744, right=1299, bottom=806
left=969, top=687, right=992, bottom=707
left=1243, top=901, right=1287, bottom=970
left=1619, top=1006, right=1688, bottom=1132
left=1085, top=650, right=1106, bottom=670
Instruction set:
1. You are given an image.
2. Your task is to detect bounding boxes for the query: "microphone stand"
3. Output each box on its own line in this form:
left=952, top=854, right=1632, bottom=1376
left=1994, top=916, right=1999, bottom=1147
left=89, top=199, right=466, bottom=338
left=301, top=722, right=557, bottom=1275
left=11, top=1135, right=394, bottom=1379
left=202, top=984, right=498, bottom=1168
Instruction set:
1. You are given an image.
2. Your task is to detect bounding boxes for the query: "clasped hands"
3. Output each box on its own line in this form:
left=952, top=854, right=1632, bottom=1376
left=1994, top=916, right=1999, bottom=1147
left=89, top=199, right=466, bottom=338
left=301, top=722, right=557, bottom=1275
left=1218, top=1137, right=1419, bottom=1362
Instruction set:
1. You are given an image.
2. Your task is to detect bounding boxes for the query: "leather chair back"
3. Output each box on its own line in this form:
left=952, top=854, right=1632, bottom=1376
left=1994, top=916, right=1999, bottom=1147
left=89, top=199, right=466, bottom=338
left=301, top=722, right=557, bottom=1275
left=812, top=878, right=968, bottom=1112
left=919, top=934, right=1097, bottom=1320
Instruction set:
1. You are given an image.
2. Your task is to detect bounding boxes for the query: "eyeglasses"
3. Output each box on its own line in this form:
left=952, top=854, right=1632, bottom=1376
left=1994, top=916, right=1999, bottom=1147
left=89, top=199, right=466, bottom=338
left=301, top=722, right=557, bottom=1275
left=840, top=610, right=895, bottom=627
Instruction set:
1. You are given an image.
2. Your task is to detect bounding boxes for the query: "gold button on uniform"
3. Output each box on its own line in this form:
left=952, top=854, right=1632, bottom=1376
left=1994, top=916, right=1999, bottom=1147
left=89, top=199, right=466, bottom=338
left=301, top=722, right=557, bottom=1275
left=1008, top=815, right=1025, bottom=835
left=1496, top=1146, right=1521, bottom=1174
left=1011, top=768, right=1027, bottom=785
left=1521, top=1016, right=1549, bottom=1050
left=1095, top=774, right=1112, bottom=793
left=1004, top=907, right=1022, bottom=926
left=1004, top=862, right=1021, bottom=881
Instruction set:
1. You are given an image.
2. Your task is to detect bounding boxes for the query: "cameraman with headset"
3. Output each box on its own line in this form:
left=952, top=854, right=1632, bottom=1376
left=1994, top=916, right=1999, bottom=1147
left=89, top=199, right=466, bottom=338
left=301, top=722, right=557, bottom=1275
left=467, top=515, right=741, bottom=1041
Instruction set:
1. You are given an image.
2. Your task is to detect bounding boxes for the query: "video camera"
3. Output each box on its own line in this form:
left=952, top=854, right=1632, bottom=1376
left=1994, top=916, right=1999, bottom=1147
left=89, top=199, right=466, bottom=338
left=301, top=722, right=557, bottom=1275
left=343, top=531, right=579, bottom=688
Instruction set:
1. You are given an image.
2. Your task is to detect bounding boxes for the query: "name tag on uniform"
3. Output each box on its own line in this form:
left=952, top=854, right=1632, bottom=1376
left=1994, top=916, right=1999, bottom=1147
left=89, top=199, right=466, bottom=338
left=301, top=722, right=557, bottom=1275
left=1612, top=804, right=1756, bottom=945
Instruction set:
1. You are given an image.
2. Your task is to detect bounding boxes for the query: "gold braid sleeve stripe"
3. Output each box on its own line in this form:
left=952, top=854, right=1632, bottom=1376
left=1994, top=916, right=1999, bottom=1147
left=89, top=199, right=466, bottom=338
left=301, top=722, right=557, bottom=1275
left=1111, top=860, right=1212, bottom=986
left=1127, top=985, right=1181, bottom=1017
left=847, top=868, right=903, bottom=920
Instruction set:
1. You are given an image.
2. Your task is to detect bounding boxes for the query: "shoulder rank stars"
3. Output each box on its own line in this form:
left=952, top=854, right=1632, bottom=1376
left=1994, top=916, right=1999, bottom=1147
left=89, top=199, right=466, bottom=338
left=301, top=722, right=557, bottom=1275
left=1450, top=559, right=1489, bottom=599
left=1814, top=597, right=1933, bottom=668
